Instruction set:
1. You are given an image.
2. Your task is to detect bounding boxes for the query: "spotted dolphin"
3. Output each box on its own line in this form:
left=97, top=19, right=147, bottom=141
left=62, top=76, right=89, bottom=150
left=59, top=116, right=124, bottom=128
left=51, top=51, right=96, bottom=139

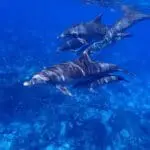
left=23, top=52, right=131, bottom=96
left=83, top=6, right=150, bottom=53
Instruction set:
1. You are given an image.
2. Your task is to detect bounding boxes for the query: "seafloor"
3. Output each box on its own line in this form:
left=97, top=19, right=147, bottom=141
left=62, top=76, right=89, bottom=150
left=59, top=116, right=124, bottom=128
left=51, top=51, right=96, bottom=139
left=0, top=0, right=150, bottom=150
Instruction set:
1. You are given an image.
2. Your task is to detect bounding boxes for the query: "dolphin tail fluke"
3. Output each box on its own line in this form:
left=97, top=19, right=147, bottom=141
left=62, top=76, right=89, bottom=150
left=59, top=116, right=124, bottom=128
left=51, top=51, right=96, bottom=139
left=122, top=5, right=150, bottom=21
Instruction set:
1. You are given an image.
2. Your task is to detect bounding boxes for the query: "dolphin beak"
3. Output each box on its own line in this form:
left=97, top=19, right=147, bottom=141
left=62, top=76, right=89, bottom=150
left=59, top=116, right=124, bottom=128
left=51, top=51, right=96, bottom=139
left=23, top=81, right=31, bottom=86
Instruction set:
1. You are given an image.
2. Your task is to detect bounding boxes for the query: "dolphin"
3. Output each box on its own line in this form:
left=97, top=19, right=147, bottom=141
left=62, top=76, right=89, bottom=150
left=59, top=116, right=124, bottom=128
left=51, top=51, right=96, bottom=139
left=83, top=6, right=150, bottom=53
left=23, top=52, right=131, bottom=96
left=58, top=14, right=108, bottom=41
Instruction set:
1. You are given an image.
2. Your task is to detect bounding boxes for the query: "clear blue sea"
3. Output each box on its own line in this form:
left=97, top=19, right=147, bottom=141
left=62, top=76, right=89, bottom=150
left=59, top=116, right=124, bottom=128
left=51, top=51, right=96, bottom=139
left=0, top=0, right=150, bottom=149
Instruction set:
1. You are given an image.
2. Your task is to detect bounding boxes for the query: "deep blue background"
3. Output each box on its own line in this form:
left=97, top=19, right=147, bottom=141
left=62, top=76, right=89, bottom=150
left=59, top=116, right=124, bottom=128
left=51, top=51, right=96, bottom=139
left=0, top=0, right=150, bottom=149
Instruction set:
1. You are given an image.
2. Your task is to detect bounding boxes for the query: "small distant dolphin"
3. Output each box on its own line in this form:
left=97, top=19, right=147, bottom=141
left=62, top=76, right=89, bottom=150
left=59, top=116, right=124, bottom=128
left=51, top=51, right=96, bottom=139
left=83, top=5, right=150, bottom=53
left=58, top=14, right=108, bottom=41
left=23, top=52, right=131, bottom=96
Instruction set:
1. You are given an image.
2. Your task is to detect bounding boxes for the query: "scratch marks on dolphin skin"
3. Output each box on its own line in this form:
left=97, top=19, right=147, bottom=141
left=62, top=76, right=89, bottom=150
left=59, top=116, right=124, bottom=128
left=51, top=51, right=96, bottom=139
left=69, top=62, right=86, bottom=76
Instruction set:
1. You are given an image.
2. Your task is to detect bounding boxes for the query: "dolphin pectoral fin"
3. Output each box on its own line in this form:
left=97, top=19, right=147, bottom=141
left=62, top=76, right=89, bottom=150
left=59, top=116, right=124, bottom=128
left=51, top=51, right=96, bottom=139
left=56, top=85, right=73, bottom=97
left=89, top=87, right=97, bottom=94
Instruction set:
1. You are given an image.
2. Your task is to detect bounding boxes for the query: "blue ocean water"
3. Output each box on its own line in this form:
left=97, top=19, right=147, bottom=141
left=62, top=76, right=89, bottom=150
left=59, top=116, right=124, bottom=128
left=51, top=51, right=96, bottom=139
left=0, top=0, right=150, bottom=149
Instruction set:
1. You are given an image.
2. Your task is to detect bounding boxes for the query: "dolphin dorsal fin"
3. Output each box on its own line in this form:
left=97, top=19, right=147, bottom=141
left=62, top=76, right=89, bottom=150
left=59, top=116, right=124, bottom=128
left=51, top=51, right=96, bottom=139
left=79, top=51, right=92, bottom=63
left=92, top=13, right=103, bottom=24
